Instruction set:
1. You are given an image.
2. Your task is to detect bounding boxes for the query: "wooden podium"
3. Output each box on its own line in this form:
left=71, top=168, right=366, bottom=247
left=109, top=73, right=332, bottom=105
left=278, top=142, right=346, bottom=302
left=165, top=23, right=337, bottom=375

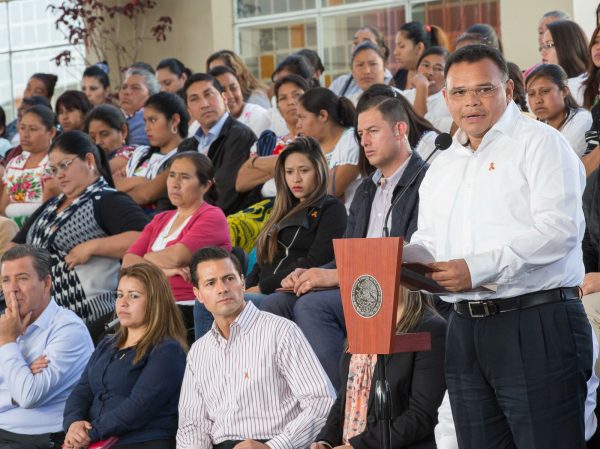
left=333, top=237, right=432, bottom=355
left=333, top=236, right=432, bottom=449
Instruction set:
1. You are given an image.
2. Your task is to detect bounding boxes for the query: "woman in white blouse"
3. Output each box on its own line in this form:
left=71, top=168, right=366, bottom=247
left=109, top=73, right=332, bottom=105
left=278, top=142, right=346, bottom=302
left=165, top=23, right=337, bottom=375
left=527, top=63, right=593, bottom=157
left=296, top=87, right=361, bottom=211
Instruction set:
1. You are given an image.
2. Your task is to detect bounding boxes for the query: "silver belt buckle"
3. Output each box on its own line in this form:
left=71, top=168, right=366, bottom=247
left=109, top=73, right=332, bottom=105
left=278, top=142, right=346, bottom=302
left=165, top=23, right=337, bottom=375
left=468, top=301, right=490, bottom=318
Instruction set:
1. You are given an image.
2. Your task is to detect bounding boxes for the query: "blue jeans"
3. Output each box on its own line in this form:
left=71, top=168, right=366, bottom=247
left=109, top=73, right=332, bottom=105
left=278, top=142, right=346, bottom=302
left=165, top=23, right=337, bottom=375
left=193, top=293, right=267, bottom=340
left=261, top=288, right=346, bottom=389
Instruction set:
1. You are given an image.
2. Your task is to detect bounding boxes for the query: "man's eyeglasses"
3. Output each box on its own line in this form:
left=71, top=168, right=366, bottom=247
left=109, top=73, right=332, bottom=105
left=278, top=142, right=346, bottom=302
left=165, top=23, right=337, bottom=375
left=448, top=85, right=502, bottom=99
left=48, top=156, right=78, bottom=176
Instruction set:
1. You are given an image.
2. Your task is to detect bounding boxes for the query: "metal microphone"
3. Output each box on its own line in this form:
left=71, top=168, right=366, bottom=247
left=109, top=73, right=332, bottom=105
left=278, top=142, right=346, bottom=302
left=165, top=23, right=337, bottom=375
left=381, top=132, right=453, bottom=237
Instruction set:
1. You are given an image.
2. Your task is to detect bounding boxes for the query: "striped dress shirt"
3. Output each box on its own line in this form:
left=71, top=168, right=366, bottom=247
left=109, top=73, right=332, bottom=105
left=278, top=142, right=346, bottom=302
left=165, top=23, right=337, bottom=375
left=177, top=302, right=336, bottom=449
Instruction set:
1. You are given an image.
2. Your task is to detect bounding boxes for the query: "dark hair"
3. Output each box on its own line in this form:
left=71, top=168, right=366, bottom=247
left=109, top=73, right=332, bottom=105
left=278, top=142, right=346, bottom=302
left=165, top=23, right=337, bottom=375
left=144, top=92, right=190, bottom=138
left=129, top=61, right=155, bottom=74
left=546, top=20, right=589, bottom=78
left=399, top=21, right=449, bottom=51
left=84, top=104, right=128, bottom=135
left=190, top=246, right=243, bottom=287
left=355, top=84, right=438, bottom=175
left=526, top=63, right=579, bottom=110
left=23, top=105, right=56, bottom=131
left=49, top=130, right=115, bottom=188
left=272, top=54, right=319, bottom=88
left=183, top=73, right=223, bottom=97
left=300, top=87, right=355, bottom=128
left=583, top=24, right=600, bottom=109
left=444, top=44, right=508, bottom=81
left=2, top=244, right=51, bottom=280
left=296, top=49, right=325, bottom=74
left=355, top=25, right=390, bottom=59
left=208, top=65, right=239, bottom=81
left=256, top=136, right=329, bottom=264
left=462, top=24, right=504, bottom=53
left=29, top=73, right=58, bottom=100
left=157, top=58, right=192, bottom=78
left=274, top=74, right=310, bottom=100
left=21, top=95, right=51, bottom=110
left=0, top=105, right=6, bottom=137
left=205, top=49, right=268, bottom=99
left=417, top=46, right=449, bottom=67
left=56, top=90, right=93, bottom=116
left=507, top=62, right=529, bottom=112
left=83, top=63, right=110, bottom=88
left=168, top=151, right=218, bottom=205
left=352, top=40, right=386, bottom=65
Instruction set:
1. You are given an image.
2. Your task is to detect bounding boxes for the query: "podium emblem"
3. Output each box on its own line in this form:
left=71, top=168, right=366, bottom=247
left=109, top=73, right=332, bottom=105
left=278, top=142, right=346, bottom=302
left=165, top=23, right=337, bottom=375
left=351, top=275, right=383, bottom=318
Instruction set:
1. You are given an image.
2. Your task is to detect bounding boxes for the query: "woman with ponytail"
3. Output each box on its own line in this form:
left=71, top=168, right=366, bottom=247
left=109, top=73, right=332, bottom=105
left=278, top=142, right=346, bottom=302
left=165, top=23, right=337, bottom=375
left=124, top=152, right=231, bottom=340
left=393, top=21, right=448, bottom=90
left=297, top=87, right=361, bottom=210
left=11, top=130, right=150, bottom=341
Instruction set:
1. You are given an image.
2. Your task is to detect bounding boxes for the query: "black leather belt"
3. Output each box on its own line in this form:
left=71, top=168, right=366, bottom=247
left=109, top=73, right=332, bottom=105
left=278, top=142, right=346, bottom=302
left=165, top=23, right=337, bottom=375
left=453, top=287, right=581, bottom=318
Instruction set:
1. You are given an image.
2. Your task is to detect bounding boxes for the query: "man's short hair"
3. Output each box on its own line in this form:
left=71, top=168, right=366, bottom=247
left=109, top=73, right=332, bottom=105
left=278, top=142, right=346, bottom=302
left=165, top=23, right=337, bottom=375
left=444, top=44, right=508, bottom=81
left=542, top=10, right=570, bottom=21
left=190, top=247, right=242, bottom=287
left=183, top=73, right=224, bottom=97
left=125, top=68, right=160, bottom=95
left=357, top=95, right=409, bottom=129
left=2, top=245, right=52, bottom=280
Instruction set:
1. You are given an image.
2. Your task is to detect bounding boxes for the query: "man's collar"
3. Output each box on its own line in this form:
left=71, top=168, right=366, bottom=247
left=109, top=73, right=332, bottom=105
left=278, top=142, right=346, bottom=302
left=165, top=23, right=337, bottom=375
left=371, top=151, right=413, bottom=186
left=456, top=101, right=520, bottom=147
left=195, top=112, right=230, bottom=139
left=210, top=300, right=259, bottom=341
left=27, top=298, right=58, bottom=332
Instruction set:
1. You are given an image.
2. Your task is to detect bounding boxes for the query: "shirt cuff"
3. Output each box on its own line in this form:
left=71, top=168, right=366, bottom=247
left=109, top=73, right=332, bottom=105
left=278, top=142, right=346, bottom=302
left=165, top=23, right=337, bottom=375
left=464, top=251, right=496, bottom=288
left=266, top=434, right=295, bottom=449
left=0, top=389, right=16, bottom=412
left=316, top=441, right=333, bottom=449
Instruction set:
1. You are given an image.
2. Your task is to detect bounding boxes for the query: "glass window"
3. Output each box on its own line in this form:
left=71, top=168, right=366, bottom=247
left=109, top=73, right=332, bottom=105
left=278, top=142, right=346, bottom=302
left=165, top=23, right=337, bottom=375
left=237, top=0, right=316, bottom=19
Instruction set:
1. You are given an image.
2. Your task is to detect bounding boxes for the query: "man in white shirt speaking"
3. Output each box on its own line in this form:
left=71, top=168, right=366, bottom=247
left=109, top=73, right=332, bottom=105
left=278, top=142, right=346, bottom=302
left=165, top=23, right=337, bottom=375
left=177, top=246, right=335, bottom=449
left=409, top=45, right=593, bottom=449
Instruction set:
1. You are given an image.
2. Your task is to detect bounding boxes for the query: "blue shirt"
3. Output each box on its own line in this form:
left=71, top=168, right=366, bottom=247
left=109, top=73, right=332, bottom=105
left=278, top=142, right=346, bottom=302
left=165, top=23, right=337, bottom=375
left=126, top=108, right=150, bottom=146
left=63, top=335, right=186, bottom=445
left=194, top=112, right=229, bottom=154
left=0, top=299, right=93, bottom=434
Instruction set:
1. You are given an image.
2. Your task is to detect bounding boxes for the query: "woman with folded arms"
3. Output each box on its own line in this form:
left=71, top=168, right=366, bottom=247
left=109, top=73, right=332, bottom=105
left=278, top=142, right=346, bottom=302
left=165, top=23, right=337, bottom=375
left=123, top=151, right=231, bottom=339
left=63, top=263, right=187, bottom=449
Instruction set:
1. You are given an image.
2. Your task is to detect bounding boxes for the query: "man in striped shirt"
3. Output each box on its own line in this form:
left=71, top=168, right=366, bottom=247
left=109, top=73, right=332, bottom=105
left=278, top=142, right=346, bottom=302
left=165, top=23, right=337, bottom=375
left=177, top=247, right=335, bottom=449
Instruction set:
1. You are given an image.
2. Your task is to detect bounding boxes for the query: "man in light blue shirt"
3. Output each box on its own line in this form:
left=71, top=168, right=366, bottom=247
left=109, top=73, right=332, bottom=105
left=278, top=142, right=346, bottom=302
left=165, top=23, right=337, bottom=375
left=193, top=110, right=229, bottom=155
left=0, top=245, right=93, bottom=449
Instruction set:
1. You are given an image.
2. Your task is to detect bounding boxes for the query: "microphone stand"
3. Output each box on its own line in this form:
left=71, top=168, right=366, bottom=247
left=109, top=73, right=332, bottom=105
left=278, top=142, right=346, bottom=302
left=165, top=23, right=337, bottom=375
left=376, top=134, right=452, bottom=449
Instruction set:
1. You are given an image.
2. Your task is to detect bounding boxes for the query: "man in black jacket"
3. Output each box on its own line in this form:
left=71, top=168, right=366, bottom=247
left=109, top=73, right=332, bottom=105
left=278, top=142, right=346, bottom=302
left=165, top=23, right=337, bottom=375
left=260, top=95, right=429, bottom=389
left=157, top=73, right=259, bottom=215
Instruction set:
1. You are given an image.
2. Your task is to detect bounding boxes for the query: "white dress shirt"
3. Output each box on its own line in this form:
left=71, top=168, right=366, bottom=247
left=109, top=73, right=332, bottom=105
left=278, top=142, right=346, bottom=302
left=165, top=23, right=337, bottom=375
left=561, top=108, right=593, bottom=157
left=410, top=101, right=586, bottom=301
left=177, top=302, right=335, bottom=449
left=0, top=299, right=93, bottom=434
left=237, top=103, right=271, bottom=137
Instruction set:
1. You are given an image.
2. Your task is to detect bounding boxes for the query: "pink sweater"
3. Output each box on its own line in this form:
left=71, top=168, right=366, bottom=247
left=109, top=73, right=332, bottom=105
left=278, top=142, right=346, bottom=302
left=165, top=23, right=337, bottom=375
left=127, top=202, right=232, bottom=301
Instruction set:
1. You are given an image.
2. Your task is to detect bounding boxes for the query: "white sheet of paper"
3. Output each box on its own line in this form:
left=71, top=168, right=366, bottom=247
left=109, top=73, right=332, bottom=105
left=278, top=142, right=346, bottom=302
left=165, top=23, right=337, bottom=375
left=402, top=243, right=436, bottom=265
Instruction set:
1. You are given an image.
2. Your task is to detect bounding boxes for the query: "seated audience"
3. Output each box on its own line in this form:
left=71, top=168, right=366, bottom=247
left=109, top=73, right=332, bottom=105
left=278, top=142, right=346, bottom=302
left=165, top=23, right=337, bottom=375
left=261, top=93, right=429, bottom=388
left=401, top=46, right=454, bottom=133
left=12, top=131, right=149, bottom=341
left=0, top=245, right=93, bottom=449
left=246, top=136, right=347, bottom=297
left=329, top=26, right=393, bottom=98
left=5, top=73, right=57, bottom=146
left=115, top=91, right=188, bottom=208
left=296, top=87, right=361, bottom=209
left=55, top=90, right=93, bottom=132
left=393, top=21, right=448, bottom=90
left=81, top=63, right=112, bottom=106
left=206, top=49, right=270, bottom=109
left=177, top=246, right=335, bottom=449
left=156, top=58, right=191, bottom=95
left=526, top=63, right=592, bottom=156
left=62, top=263, right=187, bottom=449
left=170, top=73, right=258, bottom=215
left=541, top=20, right=589, bottom=105
left=347, top=41, right=391, bottom=105
left=209, top=65, right=271, bottom=136
left=313, top=291, right=447, bottom=449
left=1, top=105, right=57, bottom=227
left=120, top=68, right=160, bottom=146
left=123, top=152, right=231, bottom=339
left=85, top=104, right=136, bottom=174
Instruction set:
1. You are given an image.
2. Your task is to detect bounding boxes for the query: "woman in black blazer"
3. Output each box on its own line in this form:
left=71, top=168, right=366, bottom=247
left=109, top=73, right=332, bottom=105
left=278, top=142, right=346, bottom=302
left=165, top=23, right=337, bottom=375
left=312, top=292, right=447, bottom=449
left=246, top=136, right=347, bottom=295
